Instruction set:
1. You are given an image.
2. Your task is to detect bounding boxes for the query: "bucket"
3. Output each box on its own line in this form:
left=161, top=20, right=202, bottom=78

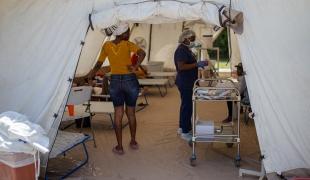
left=0, top=152, right=36, bottom=180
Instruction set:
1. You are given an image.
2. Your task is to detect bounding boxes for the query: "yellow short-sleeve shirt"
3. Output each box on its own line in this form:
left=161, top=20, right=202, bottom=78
left=98, top=40, right=140, bottom=74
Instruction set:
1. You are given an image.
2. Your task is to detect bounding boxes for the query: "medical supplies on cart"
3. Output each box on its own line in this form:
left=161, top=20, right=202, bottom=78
left=190, top=78, right=241, bottom=167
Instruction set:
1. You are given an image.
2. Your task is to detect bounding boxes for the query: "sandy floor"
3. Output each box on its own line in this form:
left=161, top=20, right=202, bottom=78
left=47, top=86, right=262, bottom=180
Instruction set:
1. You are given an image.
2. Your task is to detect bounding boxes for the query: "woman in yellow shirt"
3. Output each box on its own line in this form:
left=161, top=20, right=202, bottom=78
left=88, top=23, right=146, bottom=155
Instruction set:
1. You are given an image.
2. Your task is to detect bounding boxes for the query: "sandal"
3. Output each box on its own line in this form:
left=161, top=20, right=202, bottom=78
left=112, top=146, right=124, bottom=155
left=222, top=117, right=232, bottom=124
left=129, top=142, right=139, bottom=150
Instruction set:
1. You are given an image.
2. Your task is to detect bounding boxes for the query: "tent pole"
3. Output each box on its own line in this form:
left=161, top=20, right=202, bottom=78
left=239, top=160, right=266, bottom=179
left=147, top=24, right=153, bottom=62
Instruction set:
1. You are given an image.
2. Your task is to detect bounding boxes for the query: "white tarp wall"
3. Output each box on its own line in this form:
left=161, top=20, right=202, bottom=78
left=75, top=30, right=107, bottom=77
left=150, top=23, right=183, bottom=69
left=0, top=2, right=92, bottom=175
left=130, top=23, right=151, bottom=63
left=0, top=0, right=92, bottom=136
left=232, top=0, right=310, bottom=173
left=230, top=29, right=241, bottom=69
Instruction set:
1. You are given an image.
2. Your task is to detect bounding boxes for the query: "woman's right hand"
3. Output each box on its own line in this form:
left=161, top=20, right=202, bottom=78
left=196, top=60, right=208, bottom=68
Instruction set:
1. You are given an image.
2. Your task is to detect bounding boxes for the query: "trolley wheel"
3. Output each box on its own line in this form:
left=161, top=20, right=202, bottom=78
left=226, top=143, right=233, bottom=148
left=190, top=156, right=196, bottom=167
left=234, top=156, right=241, bottom=167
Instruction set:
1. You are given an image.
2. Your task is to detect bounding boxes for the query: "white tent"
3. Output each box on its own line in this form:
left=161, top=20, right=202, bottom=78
left=0, top=0, right=309, bottom=177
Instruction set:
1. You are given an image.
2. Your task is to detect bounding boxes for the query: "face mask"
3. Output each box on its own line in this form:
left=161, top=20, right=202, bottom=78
left=188, top=41, right=195, bottom=48
left=190, top=41, right=203, bottom=49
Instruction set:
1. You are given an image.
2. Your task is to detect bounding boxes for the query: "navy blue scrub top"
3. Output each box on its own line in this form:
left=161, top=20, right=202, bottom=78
left=174, top=44, right=198, bottom=89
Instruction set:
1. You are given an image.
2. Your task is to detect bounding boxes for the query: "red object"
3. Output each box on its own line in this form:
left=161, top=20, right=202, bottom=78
left=0, top=153, right=36, bottom=180
left=0, top=162, right=35, bottom=180
left=131, top=54, right=138, bottom=65
left=67, top=105, right=74, bottom=116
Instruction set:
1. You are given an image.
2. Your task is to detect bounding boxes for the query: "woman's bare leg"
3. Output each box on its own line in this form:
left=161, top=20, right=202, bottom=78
left=114, top=106, right=124, bottom=150
left=125, top=106, right=138, bottom=146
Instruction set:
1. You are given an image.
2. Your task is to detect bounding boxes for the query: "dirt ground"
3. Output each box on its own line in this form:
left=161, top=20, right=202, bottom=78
left=47, top=86, right=262, bottom=180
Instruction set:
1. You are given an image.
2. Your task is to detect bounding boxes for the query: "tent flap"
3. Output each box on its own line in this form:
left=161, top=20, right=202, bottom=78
left=233, top=0, right=310, bottom=173
left=0, top=0, right=92, bottom=131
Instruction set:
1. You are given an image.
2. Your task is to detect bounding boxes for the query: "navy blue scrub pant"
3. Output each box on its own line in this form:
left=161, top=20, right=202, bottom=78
left=177, top=86, right=193, bottom=134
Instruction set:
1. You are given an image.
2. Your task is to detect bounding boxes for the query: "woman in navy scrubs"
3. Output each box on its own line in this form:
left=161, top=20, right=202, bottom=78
left=174, top=30, right=208, bottom=141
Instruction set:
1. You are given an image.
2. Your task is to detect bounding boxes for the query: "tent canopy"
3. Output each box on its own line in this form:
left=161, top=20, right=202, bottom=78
left=0, top=0, right=309, bottom=175
left=92, top=0, right=233, bottom=29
